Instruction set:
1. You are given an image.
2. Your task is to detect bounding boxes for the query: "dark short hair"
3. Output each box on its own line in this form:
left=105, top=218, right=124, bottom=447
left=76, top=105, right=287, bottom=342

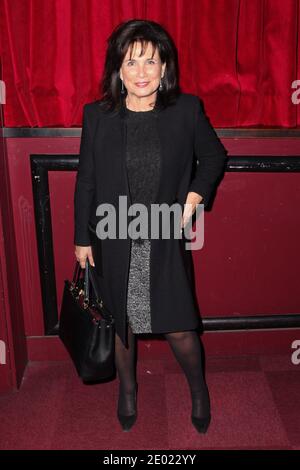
left=99, top=19, right=181, bottom=112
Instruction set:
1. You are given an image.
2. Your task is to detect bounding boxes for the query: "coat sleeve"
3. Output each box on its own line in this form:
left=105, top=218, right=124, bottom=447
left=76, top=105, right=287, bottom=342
left=73, top=104, right=95, bottom=246
left=188, top=96, right=228, bottom=207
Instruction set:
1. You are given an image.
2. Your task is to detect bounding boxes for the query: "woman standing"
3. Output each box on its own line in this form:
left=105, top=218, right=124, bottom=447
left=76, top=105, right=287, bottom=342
left=74, top=19, right=227, bottom=433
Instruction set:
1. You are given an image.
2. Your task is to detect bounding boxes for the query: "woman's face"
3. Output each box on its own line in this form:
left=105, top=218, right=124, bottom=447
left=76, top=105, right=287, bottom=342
left=119, top=41, right=166, bottom=102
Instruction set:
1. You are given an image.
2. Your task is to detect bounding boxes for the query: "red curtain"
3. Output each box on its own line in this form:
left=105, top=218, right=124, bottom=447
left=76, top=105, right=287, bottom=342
left=0, top=0, right=299, bottom=128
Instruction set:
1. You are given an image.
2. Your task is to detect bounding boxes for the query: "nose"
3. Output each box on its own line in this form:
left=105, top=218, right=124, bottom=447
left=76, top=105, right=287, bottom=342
left=137, top=65, right=146, bottom=77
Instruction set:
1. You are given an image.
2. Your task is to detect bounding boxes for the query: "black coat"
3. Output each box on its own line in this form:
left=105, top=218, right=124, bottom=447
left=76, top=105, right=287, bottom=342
left=74, top=92, right=227, bottom=348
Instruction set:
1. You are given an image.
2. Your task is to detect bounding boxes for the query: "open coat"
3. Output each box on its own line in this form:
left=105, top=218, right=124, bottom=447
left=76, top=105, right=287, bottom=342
left=74, top=92, right=228, bottom=348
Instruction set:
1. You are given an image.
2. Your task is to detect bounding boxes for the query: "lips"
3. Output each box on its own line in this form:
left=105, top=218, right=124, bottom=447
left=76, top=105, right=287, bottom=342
left=135, top=82, right=149, bottom=87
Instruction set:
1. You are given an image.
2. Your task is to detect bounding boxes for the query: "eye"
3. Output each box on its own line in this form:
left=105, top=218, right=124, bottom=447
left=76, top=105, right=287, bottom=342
left=126, top=59, right=156, bottom=66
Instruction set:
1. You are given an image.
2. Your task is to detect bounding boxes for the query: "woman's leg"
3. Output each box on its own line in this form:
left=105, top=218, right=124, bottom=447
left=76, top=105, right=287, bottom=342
left=164, top=330, right=210, bottom=419
left=115, top=324, right=137, bottom=416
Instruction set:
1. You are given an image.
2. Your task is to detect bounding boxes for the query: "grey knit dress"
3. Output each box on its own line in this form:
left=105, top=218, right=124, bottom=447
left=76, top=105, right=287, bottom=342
left=125, top=106, right=161, bottom=334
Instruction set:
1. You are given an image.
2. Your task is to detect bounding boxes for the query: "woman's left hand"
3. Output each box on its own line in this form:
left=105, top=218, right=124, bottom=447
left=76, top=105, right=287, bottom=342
left=181, top=192, right=204, bottom=229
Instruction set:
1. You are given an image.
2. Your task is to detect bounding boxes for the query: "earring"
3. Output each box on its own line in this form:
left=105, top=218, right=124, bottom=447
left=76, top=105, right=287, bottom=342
left=159, top=77, right=163, bottom=91
left=121, top=79, right=126, bottom=95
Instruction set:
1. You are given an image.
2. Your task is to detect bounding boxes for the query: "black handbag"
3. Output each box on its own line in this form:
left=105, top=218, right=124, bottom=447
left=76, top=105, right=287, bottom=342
left=59, top=258, right=115, bottom=382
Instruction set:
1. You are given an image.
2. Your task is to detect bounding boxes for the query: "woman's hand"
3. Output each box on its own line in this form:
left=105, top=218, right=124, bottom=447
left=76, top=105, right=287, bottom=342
left=74, top=245, right=95, bottom=269
left=181, top=192, right=204, bottom=229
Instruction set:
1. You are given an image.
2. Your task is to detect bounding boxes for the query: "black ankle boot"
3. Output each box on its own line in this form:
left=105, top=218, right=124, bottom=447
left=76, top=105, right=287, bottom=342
left=117, top=383, right=138, bottom=432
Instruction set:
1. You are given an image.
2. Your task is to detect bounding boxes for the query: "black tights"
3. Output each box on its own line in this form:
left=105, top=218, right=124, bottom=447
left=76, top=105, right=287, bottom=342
left=164, top=330, right=210, bottom=418
left=115, top=327, right=210, bottom=418
left=115, top=324, right=137, bottom=415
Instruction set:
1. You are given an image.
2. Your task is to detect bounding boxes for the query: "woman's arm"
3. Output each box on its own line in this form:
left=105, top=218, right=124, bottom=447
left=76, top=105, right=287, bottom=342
left=188, top=96, right=228, bottom=208
left=74, top=104, right=95, bottom=246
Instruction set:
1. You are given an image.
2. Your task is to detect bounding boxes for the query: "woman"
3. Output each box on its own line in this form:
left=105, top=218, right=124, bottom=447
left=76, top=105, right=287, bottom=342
left=74, top=19, right=227, bottom=433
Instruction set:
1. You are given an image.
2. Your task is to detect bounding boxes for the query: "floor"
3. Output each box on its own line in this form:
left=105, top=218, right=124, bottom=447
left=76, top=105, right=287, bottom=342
left=0, top=353, right=299, bottom=450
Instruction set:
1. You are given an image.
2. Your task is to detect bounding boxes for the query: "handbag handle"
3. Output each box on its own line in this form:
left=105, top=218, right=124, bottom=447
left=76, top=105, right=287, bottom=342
left=72, top=260, right=81, bottom=284
left=72, top=258, right=113, bottom=321
left=83, top=258, right=97, bottom=302
left=85, top=259, right=114, bottom=321
left=71, top=259, right=93, bottom=296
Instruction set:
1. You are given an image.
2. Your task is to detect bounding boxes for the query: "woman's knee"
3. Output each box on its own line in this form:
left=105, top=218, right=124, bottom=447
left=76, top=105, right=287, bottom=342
left=165, top=330, right=194, bottom=341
